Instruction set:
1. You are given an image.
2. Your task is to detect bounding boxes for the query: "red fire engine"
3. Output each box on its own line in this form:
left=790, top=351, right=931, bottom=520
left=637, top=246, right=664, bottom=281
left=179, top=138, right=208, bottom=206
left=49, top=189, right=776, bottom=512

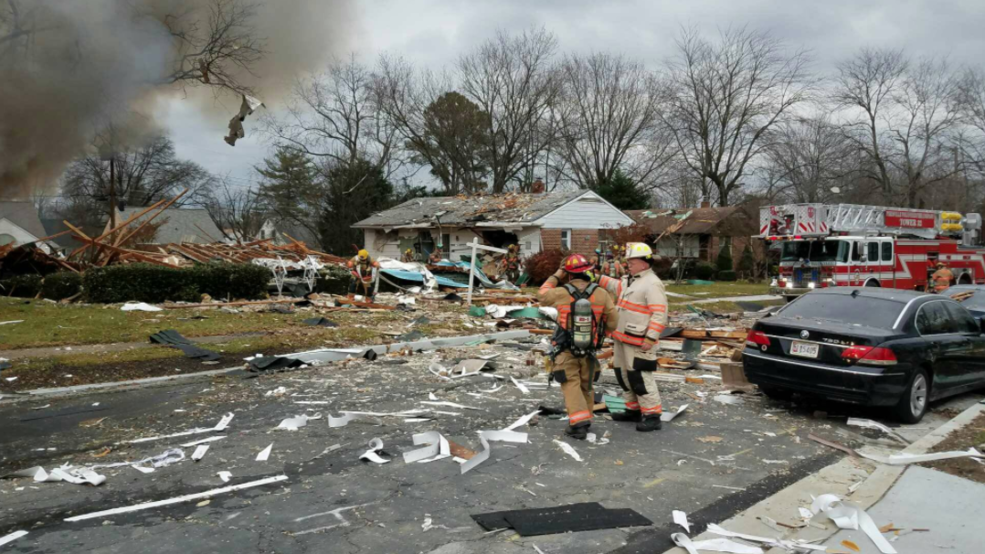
left=756, top=204, right=985, bottom=300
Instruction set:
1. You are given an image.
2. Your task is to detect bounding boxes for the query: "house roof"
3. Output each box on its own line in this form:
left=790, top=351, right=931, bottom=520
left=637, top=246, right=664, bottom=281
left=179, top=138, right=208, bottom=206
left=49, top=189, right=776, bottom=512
left=0, top=201, right=47, bottom=240
left=627, top=206, right=753, bottom=236
left=40, top=218, right=103, bottom=250
left=353, top=190, right=588, bottom=229
left=117, top=207, right=223, bottom=244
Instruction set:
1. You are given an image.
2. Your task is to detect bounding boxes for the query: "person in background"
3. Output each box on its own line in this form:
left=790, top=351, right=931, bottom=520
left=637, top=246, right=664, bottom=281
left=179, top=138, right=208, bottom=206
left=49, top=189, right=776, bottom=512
left=402, top=248, right=416, bottom=263
left=501, top=244, right=522, bottom=283
left=429, top=244, right=444, bottom=265
left=931, top=262, right=954, bottom=293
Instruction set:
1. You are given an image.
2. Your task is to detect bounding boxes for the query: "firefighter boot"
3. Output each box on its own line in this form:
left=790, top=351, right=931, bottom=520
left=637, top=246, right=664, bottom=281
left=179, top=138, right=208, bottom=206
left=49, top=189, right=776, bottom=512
left=564, top=422, right=589, bottom=440
left=636, top=416, right=662, bottom=432
left=610, top=410, right=641, bottom=422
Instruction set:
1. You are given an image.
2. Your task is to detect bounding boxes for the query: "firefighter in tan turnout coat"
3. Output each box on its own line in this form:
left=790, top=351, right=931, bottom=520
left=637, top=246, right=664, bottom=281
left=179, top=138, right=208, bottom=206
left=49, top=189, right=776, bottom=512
left=599, top=243, right=669, bottom=432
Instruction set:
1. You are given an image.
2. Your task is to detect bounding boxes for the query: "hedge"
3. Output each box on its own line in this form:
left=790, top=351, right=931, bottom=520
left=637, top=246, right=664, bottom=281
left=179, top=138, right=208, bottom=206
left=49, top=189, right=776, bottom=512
left=0, top=274, right=42, bottom=298
left=694, top=262, right=715, bottom=281
left=83, top=263, right=271, bottom=304
left=42, top=272, right=83, bottom=300
left=717, top=269, right=737, bottom=281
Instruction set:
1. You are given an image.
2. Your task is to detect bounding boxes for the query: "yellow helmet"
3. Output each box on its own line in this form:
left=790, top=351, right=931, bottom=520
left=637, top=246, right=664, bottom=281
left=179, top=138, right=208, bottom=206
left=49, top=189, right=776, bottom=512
left=625, top=242, right=653, bottom=260
left=358, top=249, right=369, bottom=260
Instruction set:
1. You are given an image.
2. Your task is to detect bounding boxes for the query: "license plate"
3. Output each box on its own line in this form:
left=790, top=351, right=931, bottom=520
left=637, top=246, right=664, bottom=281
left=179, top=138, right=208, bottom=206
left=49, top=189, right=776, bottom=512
left=790, top=341, right=819, bottom=358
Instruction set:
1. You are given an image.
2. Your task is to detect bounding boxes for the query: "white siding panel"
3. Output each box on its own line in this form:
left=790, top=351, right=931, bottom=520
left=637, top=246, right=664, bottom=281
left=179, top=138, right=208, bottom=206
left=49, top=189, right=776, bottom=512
left=538, top=193, right=634, bottom=230
left=364, top=229, right=403, bottom=260
left=517, top=227, right=541, bottom=256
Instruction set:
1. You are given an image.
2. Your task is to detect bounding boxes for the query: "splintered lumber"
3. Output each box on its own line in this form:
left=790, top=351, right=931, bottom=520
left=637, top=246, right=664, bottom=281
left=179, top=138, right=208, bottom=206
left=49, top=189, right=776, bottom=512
left=680, top=329, right=747, bottom=340
left=116, top=189, right=188, bottom=247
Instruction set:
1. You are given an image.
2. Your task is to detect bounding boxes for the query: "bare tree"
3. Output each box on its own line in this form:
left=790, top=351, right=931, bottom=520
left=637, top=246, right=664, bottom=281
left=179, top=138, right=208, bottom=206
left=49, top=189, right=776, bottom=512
left=663, top=26, right=815, bottom=206
left=202, top=180, right=267, bottom=242
left=763, top=115, right=853, bottom=203
left=457, top=27, right=562, bottom=193
left=556, top=52, right=674, bottom=192
left=834, top=49, right=966, bottom=207
left=62, top=133, right=213, bottom=216
left=958, top=68, right=985, bottom=178
left=375, top=56, right=490, bottom=194
left=267, top=55, right=405, bottom=178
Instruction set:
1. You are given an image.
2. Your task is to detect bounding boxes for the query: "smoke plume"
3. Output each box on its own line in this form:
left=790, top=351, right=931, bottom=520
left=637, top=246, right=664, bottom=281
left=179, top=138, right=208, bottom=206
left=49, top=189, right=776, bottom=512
left=0, top=0, right=354, bottom=197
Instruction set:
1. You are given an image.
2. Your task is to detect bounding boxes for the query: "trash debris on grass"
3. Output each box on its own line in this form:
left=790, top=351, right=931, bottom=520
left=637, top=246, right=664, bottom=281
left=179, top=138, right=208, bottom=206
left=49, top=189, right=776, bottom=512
left=64, top=475, right=287, bottom=523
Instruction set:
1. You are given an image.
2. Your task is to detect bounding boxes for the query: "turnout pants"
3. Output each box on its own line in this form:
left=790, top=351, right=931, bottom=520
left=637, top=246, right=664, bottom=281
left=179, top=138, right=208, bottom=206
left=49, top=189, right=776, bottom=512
left=553, top=352, right=596, bottom=428
left=612, top=341, right=662, bottom=417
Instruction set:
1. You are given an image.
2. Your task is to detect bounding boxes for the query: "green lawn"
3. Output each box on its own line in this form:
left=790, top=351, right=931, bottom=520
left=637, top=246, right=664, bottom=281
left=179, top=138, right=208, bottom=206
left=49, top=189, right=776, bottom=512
left=0, top=298, right=415, bottom=350
left=665, top=282, right=769, bottom=298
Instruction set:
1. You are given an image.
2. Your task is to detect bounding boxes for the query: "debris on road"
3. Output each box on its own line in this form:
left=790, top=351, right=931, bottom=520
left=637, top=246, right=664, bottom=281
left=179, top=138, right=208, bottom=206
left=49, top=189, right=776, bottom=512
left=277, top=413, right=322, bottom=431
left=256, top=443, right=273, bottom=462
left=359, top=438, right=390, bottom=464
left=0, top=531, right=28, bottom=548
left=471, top=502, right=651, bottom=536
left=553, top=439, right=583, bottom=462
left=811, top=494, right=897, bottom=554
left=673, top=509, right=691, bottom=532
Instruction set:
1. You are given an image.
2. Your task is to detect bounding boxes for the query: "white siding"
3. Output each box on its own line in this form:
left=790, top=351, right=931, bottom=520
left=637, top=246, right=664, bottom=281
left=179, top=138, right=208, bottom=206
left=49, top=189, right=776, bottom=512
left=536, top=192, right=634, bottom=230
left=517, top=227, right=541, bottom=256
left=0, top=218, right=48, bottom=252
left=655, top=235, right=700, bottom=258
left=364, top=229, right=403, bottom=260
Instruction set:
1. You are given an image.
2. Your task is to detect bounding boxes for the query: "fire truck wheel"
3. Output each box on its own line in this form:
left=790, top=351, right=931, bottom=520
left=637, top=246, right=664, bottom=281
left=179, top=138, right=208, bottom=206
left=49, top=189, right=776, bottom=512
left=864, top=279, right=880, bottom=287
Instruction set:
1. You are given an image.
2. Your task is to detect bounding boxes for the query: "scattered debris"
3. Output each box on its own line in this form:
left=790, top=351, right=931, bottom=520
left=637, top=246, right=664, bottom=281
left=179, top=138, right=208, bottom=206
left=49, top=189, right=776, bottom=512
left=847, top=418, right=909, bottom=444
left=661, top=404, right=689, bottom=423
left=217, top=471, right=232, bottom=483
left=713, top=394, right=743, bottom=405
left=359, top=438, right=390, bottom=464
left=256, top=443, right=273, bottom=462
left=673, top=510, right=691, bottom=532
left=811, top=494, right=896, bottom=554
left=121, top=302, right=162, bottom=312
left=277, top=413, right=322, bottom=431
left=859, top=447, right=983, bottom=466
left=0, top=531, right=28, bottom=548
left=461, top=430, right=527, bottom=474
left=808, top=433, right=859, bottom=458
left=191, top=445, right=209, bottom=461
left=4, top=465, right=106, bottom=487
left=471, top=503, right=651, bottom=536
left=553, top=439, right=583, bottom=462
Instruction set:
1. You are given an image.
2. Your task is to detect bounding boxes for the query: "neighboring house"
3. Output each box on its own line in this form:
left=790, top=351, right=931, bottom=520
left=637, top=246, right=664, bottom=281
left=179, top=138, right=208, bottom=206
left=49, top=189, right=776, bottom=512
left=40, top=218, right=103, bottom=254
left=626, top=203, right=760, bottom=269
left=0, top=201, right=52, bottom=253
left=257, top=219, right=322, bottom=249
left=353, top=190, right=635, bottom=261
left=113, top=207, right=224, bottom=244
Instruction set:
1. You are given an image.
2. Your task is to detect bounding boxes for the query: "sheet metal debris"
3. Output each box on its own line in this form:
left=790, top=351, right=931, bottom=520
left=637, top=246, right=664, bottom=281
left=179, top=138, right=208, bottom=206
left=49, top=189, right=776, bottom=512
left=65, top=475, right=287, bottom=522
left=461, top=430, right=527, bottom=474
left=191, top=445, right=209, bottom=461
left=256, top=443, right=273, bottom=462
left=277, top=413, right=322, bottom=431
left=403, top=432, right=450, bottom=463
left=360, top=438, right=389, bottom=464
left=661, top=404, right=689, bottom=423
left=811, top=494, right=896, bottom=554
left=0, top=530, right=28, bottom=548
left=847, top=418, right=909, bottom=444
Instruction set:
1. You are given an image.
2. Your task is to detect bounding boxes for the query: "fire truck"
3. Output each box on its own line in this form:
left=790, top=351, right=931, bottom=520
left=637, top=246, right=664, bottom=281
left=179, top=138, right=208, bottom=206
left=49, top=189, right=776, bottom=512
left=756, top=204, right=985, bottom=301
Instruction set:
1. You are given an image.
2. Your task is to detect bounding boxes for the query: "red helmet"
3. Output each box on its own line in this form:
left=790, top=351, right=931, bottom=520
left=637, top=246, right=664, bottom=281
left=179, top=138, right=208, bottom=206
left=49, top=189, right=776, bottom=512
left=563, top=254, right=592, bottom=274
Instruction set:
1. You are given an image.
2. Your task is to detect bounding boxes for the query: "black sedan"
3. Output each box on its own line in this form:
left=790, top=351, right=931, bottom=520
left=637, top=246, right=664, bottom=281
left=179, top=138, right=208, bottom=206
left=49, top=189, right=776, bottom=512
left=742, top=288, right=985, bottom=422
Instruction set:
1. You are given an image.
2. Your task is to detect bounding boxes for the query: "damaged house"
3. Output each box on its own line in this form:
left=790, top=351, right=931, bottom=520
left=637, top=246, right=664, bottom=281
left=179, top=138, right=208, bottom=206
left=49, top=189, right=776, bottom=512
left=626, top=203, right=762, bottom=269
left=353, top=190, right=634, bottom=262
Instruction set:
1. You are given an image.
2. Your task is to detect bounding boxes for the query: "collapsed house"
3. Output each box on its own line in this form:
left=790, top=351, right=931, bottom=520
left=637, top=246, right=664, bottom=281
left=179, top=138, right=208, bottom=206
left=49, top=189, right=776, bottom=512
left=352, top=190, right=635, bottom=265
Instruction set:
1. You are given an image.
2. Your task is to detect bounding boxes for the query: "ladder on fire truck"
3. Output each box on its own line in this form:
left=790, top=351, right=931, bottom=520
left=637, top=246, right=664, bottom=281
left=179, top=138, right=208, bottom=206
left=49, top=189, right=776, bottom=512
left=760, top=203, right=982, bottom=243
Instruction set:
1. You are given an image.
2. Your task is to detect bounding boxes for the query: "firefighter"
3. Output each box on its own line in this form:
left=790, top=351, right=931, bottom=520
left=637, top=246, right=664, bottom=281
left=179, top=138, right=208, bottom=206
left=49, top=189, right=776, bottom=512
left=932, top=261, right=954, bottom=293
left=590, top=248, right=604, bottom=273
left=539, top=254, right=619, bottom=440
left=347, top=249, right=380, bottom=301
left=501, top=244, right=522, bottom=283
left=402, top=248, right=416, bottom=263
left=429, top=244, right=444, bottom=265
left=599, top=243, right=669, bottom=432
left=601, top=244, right=625, bottom=279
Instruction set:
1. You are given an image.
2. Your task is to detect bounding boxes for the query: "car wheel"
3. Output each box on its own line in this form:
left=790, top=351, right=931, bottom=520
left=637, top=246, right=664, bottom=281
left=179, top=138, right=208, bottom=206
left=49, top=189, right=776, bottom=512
left=760, top=386, right=794, bottom=401
left=894, top=368, right=930, bottom=423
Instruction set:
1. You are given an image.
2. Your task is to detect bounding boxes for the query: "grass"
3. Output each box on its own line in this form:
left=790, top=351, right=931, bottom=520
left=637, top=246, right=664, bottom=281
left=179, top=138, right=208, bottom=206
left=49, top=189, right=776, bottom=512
left=669, top=299, right=784, bottom=314
left=0, top=298, right=415, bottom=350
left=664, top=282, right=769, bottom=298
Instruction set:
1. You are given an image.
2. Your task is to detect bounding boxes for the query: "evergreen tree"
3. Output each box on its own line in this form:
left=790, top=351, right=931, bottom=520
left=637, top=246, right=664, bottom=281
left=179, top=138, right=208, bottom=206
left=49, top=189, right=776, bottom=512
left=716, top=241, right=733, bottom=273
left=596, top=170, right=650, bottom=210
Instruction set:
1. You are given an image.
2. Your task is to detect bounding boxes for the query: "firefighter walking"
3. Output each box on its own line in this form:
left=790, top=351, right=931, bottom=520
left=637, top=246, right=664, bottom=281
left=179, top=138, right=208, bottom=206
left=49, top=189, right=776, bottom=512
left=538, top=254, right=619, bottom=440
left=599, top=243, right=669, bottom=432
left=347, top=249, right=380, bottom=301
left=931, top=262, right=953, bottom=293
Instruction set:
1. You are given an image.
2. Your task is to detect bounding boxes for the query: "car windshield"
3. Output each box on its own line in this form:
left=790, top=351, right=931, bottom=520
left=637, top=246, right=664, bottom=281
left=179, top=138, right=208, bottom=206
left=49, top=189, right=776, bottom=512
left=780, top=240, right=848, bottom=262
left=945, top=287, right=985, bottom=311
left=778, top=293, right=904, bottom=329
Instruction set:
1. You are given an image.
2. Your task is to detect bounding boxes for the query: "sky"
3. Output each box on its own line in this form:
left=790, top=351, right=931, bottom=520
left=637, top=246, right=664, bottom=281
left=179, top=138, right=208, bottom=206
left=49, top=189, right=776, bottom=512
left=156, top=0, right=985, bottom=191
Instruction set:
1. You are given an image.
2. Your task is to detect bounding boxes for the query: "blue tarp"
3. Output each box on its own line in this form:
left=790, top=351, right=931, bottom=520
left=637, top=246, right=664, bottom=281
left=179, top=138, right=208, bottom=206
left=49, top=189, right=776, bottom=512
left=380, top=269, right=466, bottom=289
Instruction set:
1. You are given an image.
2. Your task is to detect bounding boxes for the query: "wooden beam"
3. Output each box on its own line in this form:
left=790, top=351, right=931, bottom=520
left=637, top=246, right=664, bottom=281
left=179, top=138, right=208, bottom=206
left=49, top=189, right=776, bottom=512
left=116, top=189, right=189, bottom=247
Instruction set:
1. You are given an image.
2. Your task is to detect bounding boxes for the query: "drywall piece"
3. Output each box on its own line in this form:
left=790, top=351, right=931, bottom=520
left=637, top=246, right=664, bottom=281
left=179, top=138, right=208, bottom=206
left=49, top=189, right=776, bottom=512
left=256, top=443, right=273, bottom=462
left=359, top=438, right=389, bottom=464
left=64, top=475, right=287, bottom=522
left=213, top=413, right=234, bottom=431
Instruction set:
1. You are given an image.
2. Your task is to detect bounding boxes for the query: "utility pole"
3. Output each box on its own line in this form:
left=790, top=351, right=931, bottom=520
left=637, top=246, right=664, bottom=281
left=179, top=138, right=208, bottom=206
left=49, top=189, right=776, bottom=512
left=109, top=157, right=117, bottom=229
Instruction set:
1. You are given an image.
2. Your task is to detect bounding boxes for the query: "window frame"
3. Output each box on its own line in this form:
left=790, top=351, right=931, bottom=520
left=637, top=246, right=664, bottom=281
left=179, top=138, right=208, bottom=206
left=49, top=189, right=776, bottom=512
left=560, top=229, right=572, bottom=250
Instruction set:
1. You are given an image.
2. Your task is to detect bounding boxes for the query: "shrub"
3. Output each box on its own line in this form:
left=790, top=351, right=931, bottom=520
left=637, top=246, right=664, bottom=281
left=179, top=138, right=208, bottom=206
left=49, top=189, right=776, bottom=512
left=717, top=269, right=737, bottom=281
left=694, top=262, right=715, bottom=280
left=738, top=244, right=755, bottom=277
left=525, top=249, right=566, bottom=285
left=0, top=274, right=42, bottom=298
left=716, top=243, right=733, bottom=274
left=83, top=263, right=270, bottom=304
left=41, top=272, right=83, bottom=300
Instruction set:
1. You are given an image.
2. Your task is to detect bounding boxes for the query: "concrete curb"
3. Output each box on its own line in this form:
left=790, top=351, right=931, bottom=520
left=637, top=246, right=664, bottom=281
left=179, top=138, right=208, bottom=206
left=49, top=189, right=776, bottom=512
left=659, top=401, right=985, bottom=554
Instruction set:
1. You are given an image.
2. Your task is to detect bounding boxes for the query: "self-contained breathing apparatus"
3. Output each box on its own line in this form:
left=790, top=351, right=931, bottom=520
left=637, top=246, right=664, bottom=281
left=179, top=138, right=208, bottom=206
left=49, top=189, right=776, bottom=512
left=548, top=283, right=606, bottom=385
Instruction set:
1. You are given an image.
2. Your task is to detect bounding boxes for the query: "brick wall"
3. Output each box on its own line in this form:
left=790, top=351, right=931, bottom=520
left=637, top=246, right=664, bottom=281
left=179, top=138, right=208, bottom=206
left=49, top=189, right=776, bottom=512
left=539, top=229, right=600, bottom=257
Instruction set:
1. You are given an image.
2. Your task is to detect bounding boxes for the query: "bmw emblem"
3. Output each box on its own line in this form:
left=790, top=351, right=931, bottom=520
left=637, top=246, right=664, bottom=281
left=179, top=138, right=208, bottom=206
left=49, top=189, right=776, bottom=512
left=800, top=330, right=810, bottom=339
